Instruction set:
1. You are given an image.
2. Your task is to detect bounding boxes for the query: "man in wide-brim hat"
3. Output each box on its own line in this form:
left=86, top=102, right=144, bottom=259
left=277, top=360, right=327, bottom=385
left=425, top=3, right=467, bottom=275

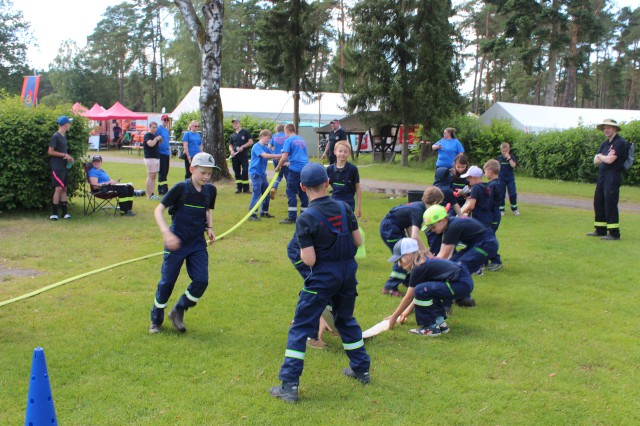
left=588, top=118, right=627, bottom=240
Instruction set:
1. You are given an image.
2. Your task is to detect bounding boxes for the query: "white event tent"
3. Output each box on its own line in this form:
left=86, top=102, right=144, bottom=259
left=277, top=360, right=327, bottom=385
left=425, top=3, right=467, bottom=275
left=170, top=87, right=347, bottom=125
left=171, top=87, right=349, bottom=155
left=479, top=102, right=640, bottom=133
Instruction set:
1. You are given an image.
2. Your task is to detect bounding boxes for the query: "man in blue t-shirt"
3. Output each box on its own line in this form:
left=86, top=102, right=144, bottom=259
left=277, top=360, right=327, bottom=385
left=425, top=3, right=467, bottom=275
left=274, top=123, right=309, bottom=224
left=269, top=124, right=288, bottom=199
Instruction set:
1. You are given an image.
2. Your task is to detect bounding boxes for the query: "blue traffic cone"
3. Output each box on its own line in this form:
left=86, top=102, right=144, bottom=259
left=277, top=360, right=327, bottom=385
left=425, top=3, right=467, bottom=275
left=25, top=347, right=57, bottom=426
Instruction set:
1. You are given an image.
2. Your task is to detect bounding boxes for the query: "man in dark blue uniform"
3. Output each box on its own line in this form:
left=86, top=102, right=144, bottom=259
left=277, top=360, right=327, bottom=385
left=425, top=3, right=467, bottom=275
left=229, top=118, right=254, bottom=193
left=271, top=162, right=370, bottom=403
left=322, top=119, right=348, bottom=165
left=588, top=119, right=628, bottom=240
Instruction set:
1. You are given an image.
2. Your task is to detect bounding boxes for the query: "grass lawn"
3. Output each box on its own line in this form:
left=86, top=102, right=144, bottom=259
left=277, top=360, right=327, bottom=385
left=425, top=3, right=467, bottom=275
left=1, top=161, right=639, bottom=424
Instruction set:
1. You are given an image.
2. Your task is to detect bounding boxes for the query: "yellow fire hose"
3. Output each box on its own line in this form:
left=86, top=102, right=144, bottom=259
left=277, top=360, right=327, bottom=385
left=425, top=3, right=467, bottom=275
left=0, top=173, right=280, bottom=308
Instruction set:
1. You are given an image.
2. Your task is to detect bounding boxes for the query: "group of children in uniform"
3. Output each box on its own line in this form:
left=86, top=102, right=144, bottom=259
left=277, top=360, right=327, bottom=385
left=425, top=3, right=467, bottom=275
left=144, top=121, right=519, bottom=403
left=379, top=143, right=520, bottom=338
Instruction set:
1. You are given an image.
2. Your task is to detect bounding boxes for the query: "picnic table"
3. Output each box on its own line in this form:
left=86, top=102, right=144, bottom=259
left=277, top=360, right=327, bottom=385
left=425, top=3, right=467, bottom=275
left=122, top=145, right=142, bottom=155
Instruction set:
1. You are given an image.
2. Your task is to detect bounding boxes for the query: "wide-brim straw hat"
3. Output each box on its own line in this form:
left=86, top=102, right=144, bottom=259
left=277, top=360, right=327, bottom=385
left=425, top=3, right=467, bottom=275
left=596, top=119, right=621, bottom=131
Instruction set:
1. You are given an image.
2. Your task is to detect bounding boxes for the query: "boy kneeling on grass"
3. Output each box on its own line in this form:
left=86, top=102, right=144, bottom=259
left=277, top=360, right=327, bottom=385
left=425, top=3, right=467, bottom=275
left=148, top=152, right=218, bottom=334
left=271, top=162, right=370, bottom=403
left=386, top=238, right=474, bottom=337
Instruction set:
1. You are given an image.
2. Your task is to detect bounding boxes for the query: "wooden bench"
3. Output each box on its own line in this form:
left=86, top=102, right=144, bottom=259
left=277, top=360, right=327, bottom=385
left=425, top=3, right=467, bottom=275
left=122, top=145, right=142, bottom=156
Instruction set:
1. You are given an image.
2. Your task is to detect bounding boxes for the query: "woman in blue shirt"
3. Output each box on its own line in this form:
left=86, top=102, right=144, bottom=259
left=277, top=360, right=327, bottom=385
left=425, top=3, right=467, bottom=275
left=432, top=127, right=464, bottom=169
left=182, top=120, right=203, bottom=179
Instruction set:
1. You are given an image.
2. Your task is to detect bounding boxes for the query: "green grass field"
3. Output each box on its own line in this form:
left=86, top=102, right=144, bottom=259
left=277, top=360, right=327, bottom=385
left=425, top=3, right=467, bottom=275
left=1, top=160, right=639, bottom=424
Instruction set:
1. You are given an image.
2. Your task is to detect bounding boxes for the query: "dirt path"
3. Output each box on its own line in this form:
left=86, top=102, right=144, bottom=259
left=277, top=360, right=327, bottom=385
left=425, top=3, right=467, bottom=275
left=101, top=153, right=640, bottom=213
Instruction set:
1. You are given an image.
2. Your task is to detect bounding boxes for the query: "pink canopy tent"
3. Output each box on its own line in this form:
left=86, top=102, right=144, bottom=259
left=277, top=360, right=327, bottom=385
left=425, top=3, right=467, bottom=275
left=86, top=102, right=148, bottom=121
left=72, top=102, right=88, bottom=114
left=82, top=103, right=107, bottom=119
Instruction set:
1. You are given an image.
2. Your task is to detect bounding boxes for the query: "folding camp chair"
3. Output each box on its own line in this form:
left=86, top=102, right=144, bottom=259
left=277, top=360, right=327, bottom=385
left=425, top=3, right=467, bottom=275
left=83, top=163, right=120, bottom=216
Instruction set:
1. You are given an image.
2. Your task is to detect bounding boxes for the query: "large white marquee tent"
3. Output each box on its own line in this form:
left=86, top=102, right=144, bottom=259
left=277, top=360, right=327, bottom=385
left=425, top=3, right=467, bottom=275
left=170, top=87, right=348, bottom=125
left=479, top=102, right=640, bottom=133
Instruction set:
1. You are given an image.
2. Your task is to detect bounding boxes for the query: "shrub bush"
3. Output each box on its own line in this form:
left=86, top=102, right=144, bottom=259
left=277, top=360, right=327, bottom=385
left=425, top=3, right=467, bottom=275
left=421, top=114, right=639, bottom=185
left=0, top=96, right=90, bottom=211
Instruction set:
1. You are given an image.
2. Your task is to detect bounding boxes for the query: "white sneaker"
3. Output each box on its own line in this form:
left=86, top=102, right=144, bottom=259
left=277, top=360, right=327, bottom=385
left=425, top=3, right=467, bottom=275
left=49, top=214, right=58, bottom=220
left=63, top=213, right=71, bottom=219
left=513, top=210, right=520, bottom=216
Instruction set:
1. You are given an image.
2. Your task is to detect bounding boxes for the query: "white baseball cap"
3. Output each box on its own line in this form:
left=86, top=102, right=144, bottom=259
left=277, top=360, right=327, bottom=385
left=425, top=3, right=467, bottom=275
left=191, top=152, right=220, bottom=169
left=387, top=238, right=419, bottom=262
left=460, top=165, right=483, bottom=178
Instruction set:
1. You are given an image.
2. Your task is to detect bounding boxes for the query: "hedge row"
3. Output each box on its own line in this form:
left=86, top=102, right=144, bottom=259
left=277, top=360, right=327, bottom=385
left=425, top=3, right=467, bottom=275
left=425, top=114, right=639, bottom=186
left=0, top=96, right=90, bottom=211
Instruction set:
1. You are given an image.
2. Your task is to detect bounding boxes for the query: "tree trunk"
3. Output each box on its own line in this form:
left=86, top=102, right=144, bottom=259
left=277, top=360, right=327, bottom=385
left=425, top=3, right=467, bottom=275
left=562, top=22, right=578, bottom=107
left=174, top=0, right=230, bottom=180
left=338, top=0, right=345, bottom=93
left=544, top=0, right=559, bottom=106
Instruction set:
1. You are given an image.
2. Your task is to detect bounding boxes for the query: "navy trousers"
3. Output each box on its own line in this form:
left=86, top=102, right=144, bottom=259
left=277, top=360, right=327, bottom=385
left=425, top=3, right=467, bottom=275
left=450, top=239, right=499, bottom=274
left=379, top=218, right=410, bottom=291
left=285, top=170, right=309, bottom=220
left=278, top=260, right=370, bottom=383
left=150, top=240, right=209, bottom=325
left=413, top=267, right=474, bottom=327
left=593, top=171, right=621, bottom=237
left=498, top=177, right=518, bottom=212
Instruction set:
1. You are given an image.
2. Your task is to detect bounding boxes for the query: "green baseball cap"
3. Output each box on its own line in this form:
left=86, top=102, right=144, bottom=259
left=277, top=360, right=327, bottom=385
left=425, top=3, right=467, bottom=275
left=421, top=205, right=448, bottom=232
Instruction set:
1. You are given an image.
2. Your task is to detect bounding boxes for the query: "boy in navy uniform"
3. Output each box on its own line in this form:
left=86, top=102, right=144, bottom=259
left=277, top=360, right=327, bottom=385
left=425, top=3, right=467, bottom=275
left=379, top=194, right=429, bottom=297
left=589, top=119, right=627, bottom=240
left=274, top=123, right=310, bottom=224
left=459, top=165, right=502, bottom=271
left=483, top=159, right=503, bottom=270
left=149, top=153, right=219, bottom=334
left=423, top=205, right=499, bottom=306
left=450, top=153, right=470, bottom=209
left=497, top=142, right=519, bottom=216
left=271, top=163, right=370, bottom=403
left=386, top=238, right=474, bottom=337
left=327, top=140, right=362, bottom=217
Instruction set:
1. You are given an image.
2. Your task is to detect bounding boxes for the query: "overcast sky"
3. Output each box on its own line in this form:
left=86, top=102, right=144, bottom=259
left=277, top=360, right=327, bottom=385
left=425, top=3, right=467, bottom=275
left=17, top=0, right=639, bottom=72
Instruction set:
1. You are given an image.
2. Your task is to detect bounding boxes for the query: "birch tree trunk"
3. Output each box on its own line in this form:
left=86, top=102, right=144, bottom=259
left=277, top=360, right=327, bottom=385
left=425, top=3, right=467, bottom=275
left=174, top=0, right=230, bottom=180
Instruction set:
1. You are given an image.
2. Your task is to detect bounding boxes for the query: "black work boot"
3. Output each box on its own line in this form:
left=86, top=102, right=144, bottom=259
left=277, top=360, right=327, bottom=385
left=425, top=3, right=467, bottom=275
left=235, top=183, right=242, bottom=194
left=168, top=308, right=186, bottom=333
left=269, top=381, right=299, bottom=402
left=242, top=183, right=251, bottom=194
left=343, top=367, right=370, bottom=384
left=601, top=233, right=620, bottom=240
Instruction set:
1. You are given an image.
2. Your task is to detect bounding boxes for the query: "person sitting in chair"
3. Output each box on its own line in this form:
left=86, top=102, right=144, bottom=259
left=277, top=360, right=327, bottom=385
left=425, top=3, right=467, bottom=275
left=87, top=155, right=137, bottom=216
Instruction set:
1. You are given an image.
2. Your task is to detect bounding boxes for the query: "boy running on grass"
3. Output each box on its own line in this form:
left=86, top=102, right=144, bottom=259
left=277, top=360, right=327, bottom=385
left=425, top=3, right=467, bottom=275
left=148, top=153, right=218, bottom=334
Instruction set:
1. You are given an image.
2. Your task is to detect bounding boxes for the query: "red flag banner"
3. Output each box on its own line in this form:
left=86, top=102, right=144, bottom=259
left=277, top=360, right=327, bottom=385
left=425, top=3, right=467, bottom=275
left=21, top=75, right=41, bottom=107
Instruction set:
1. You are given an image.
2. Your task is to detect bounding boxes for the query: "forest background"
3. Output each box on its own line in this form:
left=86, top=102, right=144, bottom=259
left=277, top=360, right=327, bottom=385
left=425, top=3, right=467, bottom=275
left=3, top=0, right=640, bottom=117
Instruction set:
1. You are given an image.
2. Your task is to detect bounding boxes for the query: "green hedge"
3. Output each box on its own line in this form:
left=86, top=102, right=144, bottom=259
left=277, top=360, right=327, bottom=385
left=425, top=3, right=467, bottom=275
left=0, top=96, right=90, bottom=211
left=425, top=114, right=639, bottom=186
